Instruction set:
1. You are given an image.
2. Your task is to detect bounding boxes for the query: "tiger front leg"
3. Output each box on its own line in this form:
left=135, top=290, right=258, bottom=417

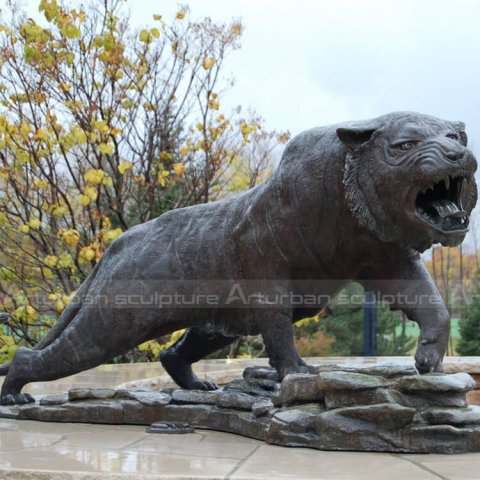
left=412, top=304, right=449, bottom=374
left=364, top=257, right=449, bottom=374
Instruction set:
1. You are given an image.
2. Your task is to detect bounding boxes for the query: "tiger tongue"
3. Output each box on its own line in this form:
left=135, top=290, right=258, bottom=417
left=428, top=200, right=465, bottom=219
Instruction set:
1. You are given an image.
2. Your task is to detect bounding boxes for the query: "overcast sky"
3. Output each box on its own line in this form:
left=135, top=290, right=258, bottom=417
left=23, top=0, right=480, bottom=248
left=22, top=0, right=480, bottom=146
left=129, top=0, right=480, bottom=250
left=124, top=0, right=480, bottom=152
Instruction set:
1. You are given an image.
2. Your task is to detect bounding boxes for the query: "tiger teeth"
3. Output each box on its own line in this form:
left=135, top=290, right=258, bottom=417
left=444, top=176, right=450, bottom=190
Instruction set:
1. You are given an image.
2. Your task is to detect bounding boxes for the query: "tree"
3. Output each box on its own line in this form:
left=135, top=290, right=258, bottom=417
left=457, top=274, right=480, bottom=355
left=0, top=0, right=289, bottom=362
left=293, top=316, right=334, bottom=357
left=318, top=283, right=416, bottom=356
left=424, top=246, right=478, bottom=355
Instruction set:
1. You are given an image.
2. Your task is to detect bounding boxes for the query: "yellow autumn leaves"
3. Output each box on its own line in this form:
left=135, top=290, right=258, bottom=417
left=43, top=245, right=92, bottom=270
left=173, top=163, right=186, bottom=176
left=157, top=167, right=170, bottom=187
left=0, top=0, right=270, bottom=359
left=98, top=143, right=114, bottom=155
left=28, top=219, right=41, bottom=229
left=21, top=0, right=84, bottom=70
left=63, top=226, right=122, bottom=248
left=61, top=229, right=80, bottom=247
left=47, top=292, right=76, bottom=314
left=156, top=162, right=186, bottom=187
left=138, top=8, right=188, bottom=45
left=208, top=92, right=220, bottom=110
left=103, top=228, right=123, bottom=242
left=77, top=186, right=98, bottom=207
left=17, top=218, right=42, bottom=233
left=39, top=223, right=122, bottom=277
left=41, top=253, right=74, bottom=271
left=138, top=328, right=186, bottom=359
left=77, top=162, right=132, bottom=205
left=140, top=8, right=217, bottom=75
left=33, top=177, right=48, bottom=190
left=70, top=126, right=87, bottom=144
left=38, top=0, right=84, bottom=38
left=14, top=305, right=38, bottom=322
left=203, top=57, right=216, bottom=70
left=79, top=246, right=95, bottom=262
left=139, top=28, right=160, bottom=44
left=84, top=168, right=112, bottom=186
left=55, top=121, right=120, bottom=156
left=118, top=161, right=133, bottom=175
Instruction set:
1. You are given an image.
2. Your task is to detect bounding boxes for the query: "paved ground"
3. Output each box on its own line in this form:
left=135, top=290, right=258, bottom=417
left=1, top=418, right=480, bottom=480
left=0, top=357, right=479, bottom=479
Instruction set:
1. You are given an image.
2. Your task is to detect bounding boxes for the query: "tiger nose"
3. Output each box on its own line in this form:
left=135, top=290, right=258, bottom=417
left=446, top=149, right=465, bottom=161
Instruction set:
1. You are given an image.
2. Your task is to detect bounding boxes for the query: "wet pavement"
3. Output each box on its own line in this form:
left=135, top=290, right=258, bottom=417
left=0, top=357, right=479, bottom=479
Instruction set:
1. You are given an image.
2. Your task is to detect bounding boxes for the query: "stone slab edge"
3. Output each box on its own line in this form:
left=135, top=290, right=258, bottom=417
left=2, top=366, right=480, bottom=454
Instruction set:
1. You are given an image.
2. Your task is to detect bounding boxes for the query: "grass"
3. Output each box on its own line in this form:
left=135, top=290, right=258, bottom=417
left=395, top=317, right=460, bottom=340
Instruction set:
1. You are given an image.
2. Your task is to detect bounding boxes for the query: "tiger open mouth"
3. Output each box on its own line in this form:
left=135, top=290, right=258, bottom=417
left=415, top=173, right=469, bottom=232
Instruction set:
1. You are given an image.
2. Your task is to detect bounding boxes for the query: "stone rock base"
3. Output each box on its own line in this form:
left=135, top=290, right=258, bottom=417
left=1, top=364, right=480, bottom=453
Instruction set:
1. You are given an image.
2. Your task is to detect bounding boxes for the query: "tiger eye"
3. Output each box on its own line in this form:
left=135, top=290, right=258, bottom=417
left=400, top=141, right=416, bottom=150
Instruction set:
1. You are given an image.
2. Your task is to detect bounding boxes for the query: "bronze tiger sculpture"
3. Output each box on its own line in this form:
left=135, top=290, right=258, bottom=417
left=0, top=111, right=477, bottom=405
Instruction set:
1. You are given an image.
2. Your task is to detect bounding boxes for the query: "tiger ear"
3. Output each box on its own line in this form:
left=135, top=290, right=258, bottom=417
left=453, top=121, right=468, bottom=146
left=336, top=127, right=377, bottom=151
